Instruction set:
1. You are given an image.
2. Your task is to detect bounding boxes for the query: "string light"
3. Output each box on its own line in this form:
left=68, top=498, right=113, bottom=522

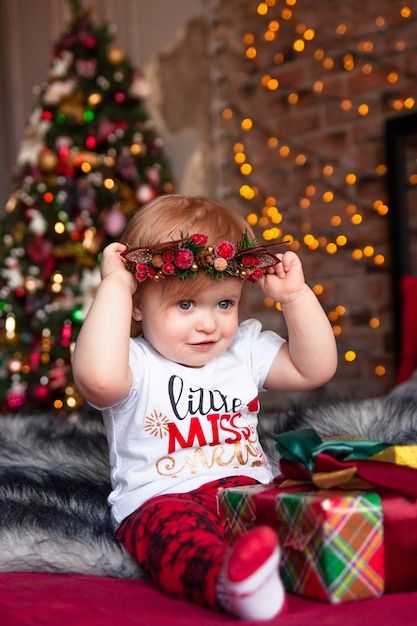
left=103, top=177, right=115, bottom=190
left=217, top=2, right=417, bottom=385
left=54, top=222, right=65, bottom=234
left=5, top=314, right=16, bottom=340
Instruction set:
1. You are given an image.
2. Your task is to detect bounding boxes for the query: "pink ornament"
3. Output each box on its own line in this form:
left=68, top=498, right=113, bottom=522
left=104, top=209, right=127, bottom=237
left=97, top=119, right=128, bottom=143
left=6, top=383, right=26, bottom=409
left=75, top=58, right=97, bottom=78
left=146, top=167, right=161, bottom=185
left=135, top=184, right=157, bottom=204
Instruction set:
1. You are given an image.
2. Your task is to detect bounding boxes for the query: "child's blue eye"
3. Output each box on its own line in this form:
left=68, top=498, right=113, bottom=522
left=218, top=300, right=232, bottom=310
left=178, top=301, right=193, bottom=310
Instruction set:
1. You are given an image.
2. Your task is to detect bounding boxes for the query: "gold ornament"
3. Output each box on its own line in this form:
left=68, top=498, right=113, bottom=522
left=213, top=257, right=228, bottom=272
left=5, top=193, right=18, bottom=213
left=70, top=151, right=99, bottom=168
left=152, top=254, right=164, bottom=268
left=117, top=182, right=137, bottom=215
left=107, top=45, right=126, bottom=64
left=59, top=92, right=85, bottom=123
left=82, top=227, right=101, bottom=255
left=39, top=149, right=58, bottom=172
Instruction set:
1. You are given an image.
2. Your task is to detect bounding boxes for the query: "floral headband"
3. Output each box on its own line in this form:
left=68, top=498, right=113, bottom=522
left=122, top=231, right=290, bottom=283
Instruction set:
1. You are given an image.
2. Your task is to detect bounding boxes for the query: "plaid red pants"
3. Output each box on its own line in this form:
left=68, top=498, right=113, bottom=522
left=116, top=476, right=258, bottom=611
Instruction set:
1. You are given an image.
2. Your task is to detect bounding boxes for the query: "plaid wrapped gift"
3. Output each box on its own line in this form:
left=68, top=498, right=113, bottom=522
left=217, top=483, right=276, bottom=543
left=218, top=484, right=417, bottom=603
left=274, top=490, right=384, bottom=603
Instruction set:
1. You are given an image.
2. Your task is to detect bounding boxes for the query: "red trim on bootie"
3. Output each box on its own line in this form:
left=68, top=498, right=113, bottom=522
left=227, top=526, right=278, bottom=583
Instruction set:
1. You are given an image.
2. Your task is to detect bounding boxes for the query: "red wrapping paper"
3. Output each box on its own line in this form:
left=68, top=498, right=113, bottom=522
left=381, top=493, right=417, bottom=592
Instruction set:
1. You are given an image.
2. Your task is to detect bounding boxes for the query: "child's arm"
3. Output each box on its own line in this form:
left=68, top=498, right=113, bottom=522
left=72, top=242, right=137, bottom=408
left=259, top=251, right=338, bottom=391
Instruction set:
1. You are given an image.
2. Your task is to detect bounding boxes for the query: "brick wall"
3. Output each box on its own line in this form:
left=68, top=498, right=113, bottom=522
left=209, top=0, right=417, bottom=405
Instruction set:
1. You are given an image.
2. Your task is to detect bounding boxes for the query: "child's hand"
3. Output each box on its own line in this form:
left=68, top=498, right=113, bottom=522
left=258, top=251, right=306, bottom=303
left=101, top=242, right=137, bottom=294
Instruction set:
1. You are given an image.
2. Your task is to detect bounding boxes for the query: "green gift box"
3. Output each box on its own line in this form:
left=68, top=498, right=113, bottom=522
left=217, top=484, right=386, bottom=603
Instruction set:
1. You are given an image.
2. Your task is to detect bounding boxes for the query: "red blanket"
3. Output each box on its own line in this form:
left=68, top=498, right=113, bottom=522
left=0, top=572, right=414, bottom=625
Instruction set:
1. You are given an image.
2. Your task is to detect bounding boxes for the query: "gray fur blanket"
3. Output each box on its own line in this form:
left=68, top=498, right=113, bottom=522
left=270, top=371, right=417, bottom=444
left=1, top=372, right=416, bottom=578
left=0, top=416, right=140, bottom=578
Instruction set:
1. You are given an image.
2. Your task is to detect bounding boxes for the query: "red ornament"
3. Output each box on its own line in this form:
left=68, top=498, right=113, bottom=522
left=83, top=35, right=97, bottom=49
left=61, top=321, right=72, bottom=348
left=31, top=384, right=50, bottom=402
left=190, top=233, right=208, bottom=246
left=86, top=135, right=96, bottom=150
left=175, top=249, right=194, bottom=270
left=214, top=241, right=236, bottom=260
left=162, top=262, right=175, bottom=276
left=27, top=235, right=53, bottom=263
left=242, top=255, right=259, bottom=267
left=252, top=268, right=265, bottom=280
left=162, top=250, right=175, bottom=263
left=135, top=263, right=148, bottom=282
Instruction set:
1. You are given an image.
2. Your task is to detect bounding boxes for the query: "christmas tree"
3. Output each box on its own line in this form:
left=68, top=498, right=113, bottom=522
left=0, top=0, right=174, bottom=417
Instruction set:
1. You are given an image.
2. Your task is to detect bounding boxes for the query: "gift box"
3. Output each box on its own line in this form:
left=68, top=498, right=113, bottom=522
left=217, top=483, right=276, bottom=543
left=272, top=489, right=384, bottom=603
left=217, top=484, right=417, bottom=603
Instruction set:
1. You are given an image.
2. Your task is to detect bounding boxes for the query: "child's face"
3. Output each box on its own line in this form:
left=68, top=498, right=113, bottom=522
left=134, top=277, right=243, bottom=367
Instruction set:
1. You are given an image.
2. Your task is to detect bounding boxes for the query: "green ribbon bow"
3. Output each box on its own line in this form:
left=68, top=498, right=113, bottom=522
left=274, top=428, right=391, bottom=472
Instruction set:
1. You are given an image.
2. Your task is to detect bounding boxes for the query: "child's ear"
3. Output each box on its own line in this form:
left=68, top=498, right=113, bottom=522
left=132, top=303, right=143, bottom=322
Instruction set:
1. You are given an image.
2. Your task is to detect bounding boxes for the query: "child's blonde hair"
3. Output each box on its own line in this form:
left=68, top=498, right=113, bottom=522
left=121, top=194, right=254, bottom=337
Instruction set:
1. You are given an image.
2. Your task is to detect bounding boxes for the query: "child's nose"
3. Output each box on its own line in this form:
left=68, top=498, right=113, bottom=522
left=196, top=310, right=216, bottom=332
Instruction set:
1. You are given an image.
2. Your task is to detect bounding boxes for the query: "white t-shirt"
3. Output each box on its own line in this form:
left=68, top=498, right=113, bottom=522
left=101, top=318, right=286, bottom=528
